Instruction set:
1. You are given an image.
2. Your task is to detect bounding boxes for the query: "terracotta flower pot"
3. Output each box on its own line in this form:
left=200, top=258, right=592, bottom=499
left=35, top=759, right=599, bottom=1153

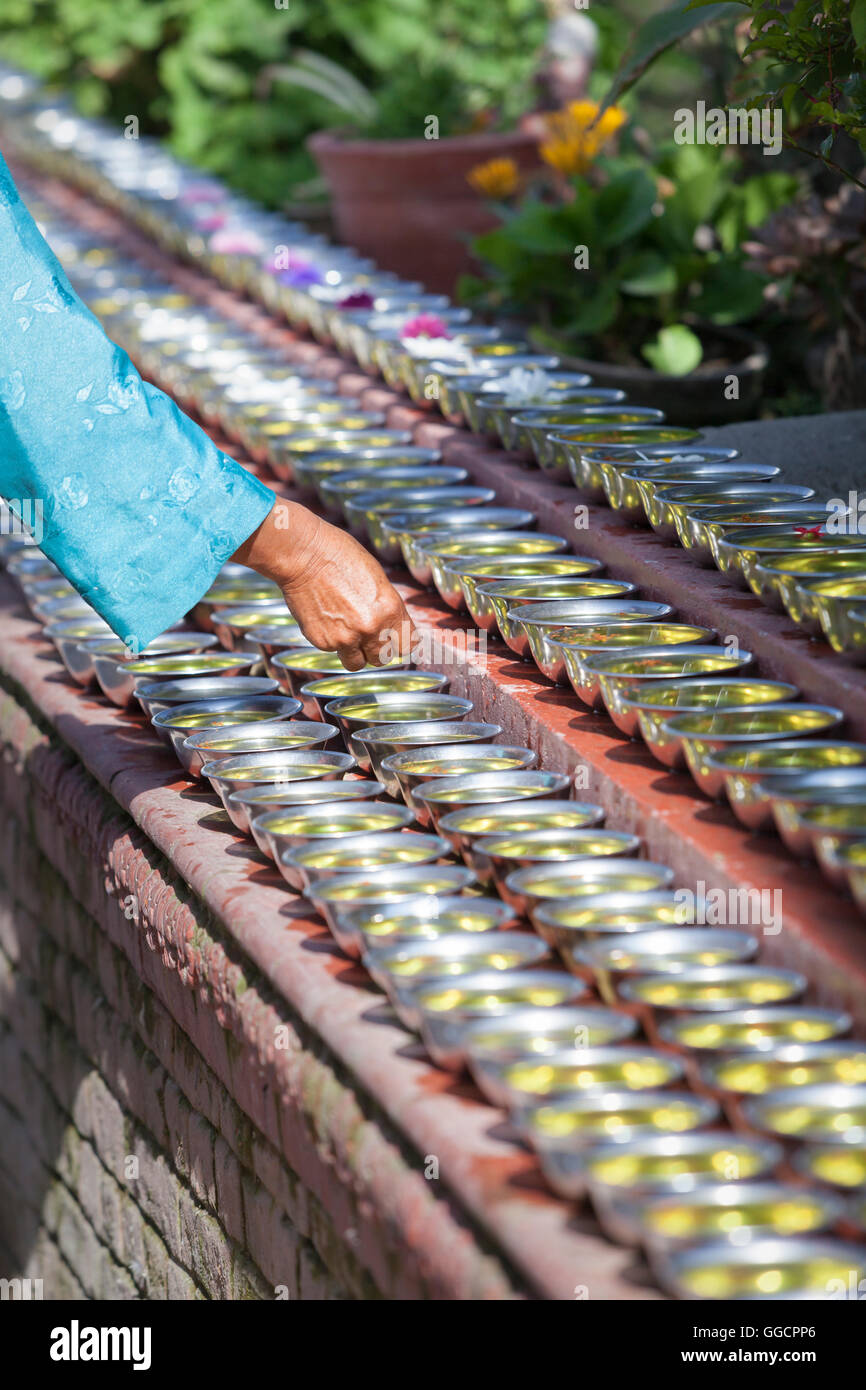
left=308, top=127, right=541, bottom=296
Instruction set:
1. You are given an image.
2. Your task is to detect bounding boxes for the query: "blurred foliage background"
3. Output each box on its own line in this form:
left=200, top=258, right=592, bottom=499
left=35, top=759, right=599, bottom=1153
left=0, top=0, right=704, bottom=206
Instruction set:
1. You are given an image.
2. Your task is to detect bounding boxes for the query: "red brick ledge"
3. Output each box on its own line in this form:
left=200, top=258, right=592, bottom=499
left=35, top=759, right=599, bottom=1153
left=0, top=583, right=658, bottom=1300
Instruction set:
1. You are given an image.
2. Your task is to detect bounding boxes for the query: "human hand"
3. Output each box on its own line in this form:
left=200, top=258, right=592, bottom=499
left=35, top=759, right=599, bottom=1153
left=232, top=499, right=414, bottom=671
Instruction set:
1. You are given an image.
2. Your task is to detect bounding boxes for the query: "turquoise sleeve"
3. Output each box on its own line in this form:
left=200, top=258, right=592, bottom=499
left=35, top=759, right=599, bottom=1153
left=0, top=149, right=276, bottom=648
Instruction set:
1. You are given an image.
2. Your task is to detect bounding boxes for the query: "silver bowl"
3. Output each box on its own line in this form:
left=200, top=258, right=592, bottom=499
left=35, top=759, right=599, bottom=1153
left=470, top=828, right=643, bottom=905
left=88, top=632, right=221, bottom=706
left=151, top=694, right=301, bottom=752
left=438, top=799, right=605, bottom=859
left=470, top=574, right=630, bottom=635
left=298, top=669, right=448, bottom=722
left=201, top=748, right=356, bottom=827
left=250, top=797, right=414, bottom=860
left=506, top=599, right=675, bottom=676
left=183, top=719, right=339, bottom=778
left=632, top=679, right=799, bottom=770
left=324, top=693, right=474, bottom=767
left=412, top=769, right=573, bottom=830
left=504, top=859, right=676, bottom=921
left=589, top=647, right=757, bottom=734
left=354, top=721, right=503, bottom=792
left=308, top=864, right=477, bottom=946
left=332, top=893, right=515, bottom=961
left=381, top=743, right=538, bottom=818
left=234, top=779, right=384, bottom=841
left=135, top=675, right=279, bottom=721
left=279, top=829, right=449, bottom=893
left=660, top=1234, right=866, bottom=1301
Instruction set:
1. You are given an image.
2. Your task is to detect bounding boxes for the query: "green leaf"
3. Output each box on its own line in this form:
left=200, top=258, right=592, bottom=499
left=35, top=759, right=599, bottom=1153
left=691, top=263, right=767, bottom=324
left=619, top=251, right=678, bottom=296
left=641, top=324, right=704, bottom=375
left=595, top=169, right=657, bottom=247
left=854, top=0, right=866, bottom=50
left=600, top=1, right=744, bottom=111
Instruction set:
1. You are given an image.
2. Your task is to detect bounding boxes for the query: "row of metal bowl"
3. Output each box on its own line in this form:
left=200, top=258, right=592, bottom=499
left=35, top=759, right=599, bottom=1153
left=6, top=128, right=866, bottom=1298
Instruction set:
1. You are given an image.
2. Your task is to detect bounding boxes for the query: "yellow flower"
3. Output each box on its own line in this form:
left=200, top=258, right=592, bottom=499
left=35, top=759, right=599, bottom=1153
left=539, top=100, right=627, bottom=176
left=467, top=156, right=521, bottom=198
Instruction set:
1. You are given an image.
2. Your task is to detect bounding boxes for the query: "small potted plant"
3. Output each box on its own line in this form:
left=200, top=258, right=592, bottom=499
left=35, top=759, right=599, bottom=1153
left=461, top=100, right=797, bottom=423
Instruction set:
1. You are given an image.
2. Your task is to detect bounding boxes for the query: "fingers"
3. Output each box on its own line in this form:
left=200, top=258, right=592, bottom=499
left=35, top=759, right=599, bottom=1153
left=338, top=643, right=367, bottom=672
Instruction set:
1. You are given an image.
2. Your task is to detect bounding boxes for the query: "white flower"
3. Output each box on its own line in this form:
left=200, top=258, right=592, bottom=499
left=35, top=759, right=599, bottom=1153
left=167, top=466, right=200, bottom=504
left=481, top=366, right=555, bottom=404
left=401, top=336, right=470, bottom=361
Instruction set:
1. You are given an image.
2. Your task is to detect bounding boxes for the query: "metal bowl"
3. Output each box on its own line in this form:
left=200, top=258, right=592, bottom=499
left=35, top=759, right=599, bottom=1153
left=664, top=706, right=847, bottom=798
left=324, top=693, right=474, bottom=767
left=556, top=624, right=718, bottom=708
left=698, top=739, right=866, bottom=830
left=279, top=829, right=449, bottom=894
left=411, top=770, right=573, bottom=830
left=475, top=1044, right=684, bottom=1110
left=472, top=383, right=609, bottom=447
left=588, top=647, right=756, bottom=734
left=747, top=548, right=866, bottom=620
left=453, top=1000, right=631, bottom=1073
left=319, top=464, right=468, bottom=520
left=43, top=616, right=115, bottom=684
left=88, top=632, right=222, bottom=706
left=354, top=721, right=503, bottom=792
left=513, top=407, right=667, bottom=479
left=308, top=863, right=476, bottom=944
left=505, top=859, right=675, bottom=920
left=291, top=445, right=441, bottom=498
left=151, top=695, right=301, bottom=752
left=427, top=534, right=571, bottom=609
left=619, top=966, right=807, bottom=1044
left=745, top=767, right=866, bottom=858
left=190, top=578, right=283, bottom=630
left=663, top=485, right=817, bottom=561
left=469, top=575, right=633, bottom=634
left=183, top=720, right=338, bottom=778
left=381, top=744, right=537, bottom=818
left=661, top=1234, right=866, bottom=1301
left=533, top=890, right=690, bottom=953
left=438, top=800, right=605, bottom=859
left=576, top=1131, right=782, bottom=1236
left=615, top=462, right=779, bottom=527
left=559, top=427, right=703, bottom=497
left=402, top=535, right=578, bottom=589
left=798, top=801, right=866, bottom=884
left=362, top=931, right=551, bottom=1027
left=409, top=969, right=587, bottom=1066
left=799, top=576, right=866, bottom=655
left=251, top=799, right=415, bottom=861
left=299, top=669, right=448, bottom=721
left=462, top=1005, right=637, bottom=1076
left=507, top=599, right=676, bottom=675
left=794, top=1143, right=866, bottom=1193
left=197, top=745, right=354, bottom=821
left=704, top=1041, right=866, bottom=1109
left=642, top=1183, right=844, bottom=1280
left=658, top=1006, right=853, bottom=1061
left=333, top=894, right=515, bottom=961
left=826, top=839, right=866, bottom=914
left=576, top=929, right=758, bottom=1010
left=379, top=506, right=534, bottom=579
left=633, top=680, right=799, bottom=770
left=111, top=652, right=260, bottom=706
left=135, top=675, right=279, bottom=721
left=714, top=526, right=866, bottom=587
left=344, top=484, right=496, bottom=546
left=520, top=1090, right=719, bottom=1176
left=470, top=828, right=642, bottom=903
left=209, top=605, right=302, bottom=652
left=745, top=1083, right=866, bottom=1147
left=231, top=778, right=383, bottom=838
left=272, top=649, right=413, bottom=700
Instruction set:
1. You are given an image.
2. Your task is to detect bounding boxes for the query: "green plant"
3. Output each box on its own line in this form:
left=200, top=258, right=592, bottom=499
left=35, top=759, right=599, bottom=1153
left=461, top=138, right=797, bottom=373
left=605, top=0, right=866, bottom=184
left=0, top=0, right=547, bottom=204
